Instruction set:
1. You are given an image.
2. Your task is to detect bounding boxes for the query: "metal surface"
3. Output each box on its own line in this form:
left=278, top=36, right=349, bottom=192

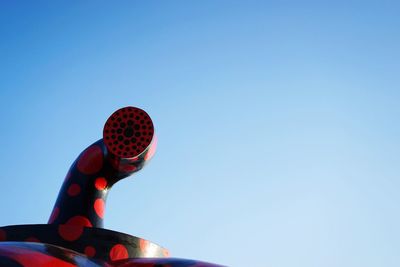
left=0, top=106, right=224, bottom=267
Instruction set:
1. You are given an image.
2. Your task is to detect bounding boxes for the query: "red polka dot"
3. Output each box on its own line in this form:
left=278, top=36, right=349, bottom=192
left=48, top=207, right=60, bottom=223
left=139, top=239, right=149, bottom=251
left=0, top=229, right=6, bottom=241
left=94, top=198, right=105, bottom=218
left=95, top=177, right=107, bottom=190
left=25, top=236, right=40, bottom=242
left=121, top=164, right=137, bottom=172
left=2, top=247, right=77, bottom=267
left=162, top=249, right=170, bottom=257
left=77, top=145, right=103, bottom=175
left=67, top=183, right=81, bottom=196
left=58, top=225, right=84, bottom=242
left=84, top=246, right=96, bottom=257
left=58, top=216, right=93, bottom=241
left=66, top=215, right=93, bottom=227
left=144, top=135, right=157, bottom=161
left=109, top=244, right=129, bottom=261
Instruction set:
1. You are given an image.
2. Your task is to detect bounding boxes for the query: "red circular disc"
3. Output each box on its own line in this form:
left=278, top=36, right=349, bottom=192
left=103, top=107, right=154, bottom=158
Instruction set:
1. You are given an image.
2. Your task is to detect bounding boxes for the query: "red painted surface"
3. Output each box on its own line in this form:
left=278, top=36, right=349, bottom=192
left=95, top=177, right=108, bottom=190
left=77, top=145, right=104, bottom=175
left=110, top=244, right=129, bottom=261
left=94, top=199, right=105, bottom=219
left=67, top=184, right=81, bottom=196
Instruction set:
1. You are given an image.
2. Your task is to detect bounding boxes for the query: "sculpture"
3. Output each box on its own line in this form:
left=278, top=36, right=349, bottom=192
left=0, top=107, right=223, bottom=267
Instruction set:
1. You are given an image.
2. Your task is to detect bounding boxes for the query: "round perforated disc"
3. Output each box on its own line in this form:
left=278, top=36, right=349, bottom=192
left=103, top=107, right=154, bottom=158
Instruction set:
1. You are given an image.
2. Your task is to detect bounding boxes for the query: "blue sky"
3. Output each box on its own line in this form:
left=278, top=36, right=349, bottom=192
left=0, top=1, right=400, bottom=266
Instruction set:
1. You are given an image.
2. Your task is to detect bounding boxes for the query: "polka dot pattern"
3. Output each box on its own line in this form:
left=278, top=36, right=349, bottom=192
left=0, top=106, right=222, bottom=266
left=0, top=241, right=218, bottom=266
left=162, top=249, right=170, bottom=257
left=66, top=216, right=93, bottom=228
left=139, top=239, right=149, bottom=251
left=109, top=244, right=129, bottom=261
left=84, top=246, right=96, bottom=257
left=58, top=216, right=93, bottom=242
left=94, top=198, right=105, bottom=219
left=49, top=108, right=157, bottom=228
left=0, top=225, right=171, bottom=264
left=58, top=224, right=85, bottom=242
left=77, top=145, right=104, bottom=175
left=95, top=177, right=107, bottom=190
left=103, top=107, right=154, bottom=158
left=67, top=184, right=81, bottom=196
left=49, top=141, right=109, bottom=227
left=0, top=242, right=100, bottom=267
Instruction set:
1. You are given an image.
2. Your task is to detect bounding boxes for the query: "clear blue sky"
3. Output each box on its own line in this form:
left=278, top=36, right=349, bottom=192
left=1, top=1, right=400, bottom=266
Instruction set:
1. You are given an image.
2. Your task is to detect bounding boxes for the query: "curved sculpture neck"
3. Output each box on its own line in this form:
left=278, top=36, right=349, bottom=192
left=48, top=107, right=157, bottom=228
left=48, top=140, right=114, bottom=228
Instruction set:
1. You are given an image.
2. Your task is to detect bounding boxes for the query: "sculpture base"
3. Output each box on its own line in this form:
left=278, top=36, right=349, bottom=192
left=0, top=224, right=168, bottom=261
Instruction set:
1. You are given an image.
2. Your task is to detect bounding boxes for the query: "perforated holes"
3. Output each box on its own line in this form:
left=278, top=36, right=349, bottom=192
left=103, top=107, right=154, bottom=158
